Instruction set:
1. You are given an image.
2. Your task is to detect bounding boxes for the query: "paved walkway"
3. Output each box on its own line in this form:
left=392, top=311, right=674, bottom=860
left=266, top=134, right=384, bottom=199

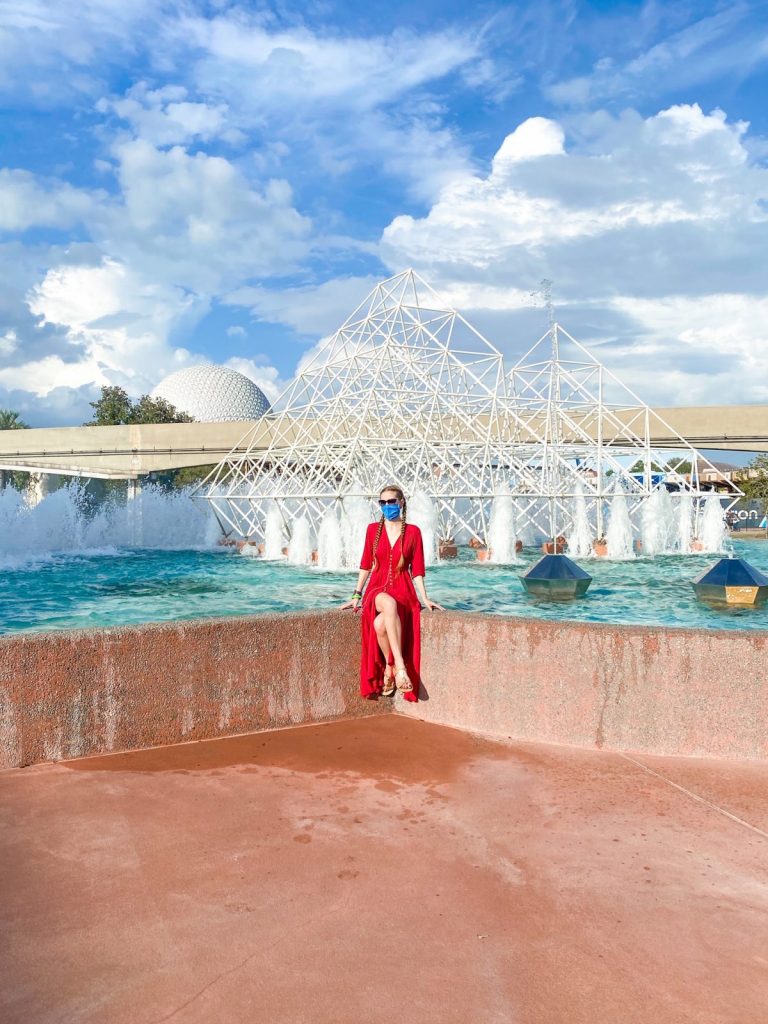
left=1, top=716, right=767, bottom=1024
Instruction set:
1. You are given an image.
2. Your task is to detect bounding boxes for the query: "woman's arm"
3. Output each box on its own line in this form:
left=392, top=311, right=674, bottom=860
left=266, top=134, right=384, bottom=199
left=340, top=568, right=370, bottom=611
left=412, top=575, right=444, bottom=611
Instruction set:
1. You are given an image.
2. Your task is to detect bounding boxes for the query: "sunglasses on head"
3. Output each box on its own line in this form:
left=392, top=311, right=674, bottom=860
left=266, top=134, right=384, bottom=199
left=378, top=498, right=400, bottom=507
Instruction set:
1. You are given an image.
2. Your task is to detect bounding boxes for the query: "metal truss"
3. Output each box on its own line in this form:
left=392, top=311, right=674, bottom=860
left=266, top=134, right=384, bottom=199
left=198, top=270, right=739, bottom=550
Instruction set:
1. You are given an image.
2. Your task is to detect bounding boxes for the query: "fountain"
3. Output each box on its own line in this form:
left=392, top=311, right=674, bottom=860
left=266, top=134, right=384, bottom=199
left=699, top=495, right=728, bottom=554
left=408, top=490, right=438, bottom=566
left=566, top=483, right=593, bottom=559
left=317, top=508, right=344, bottom=570
left=341, top=487, right=372, bottom=569
left=641, top=488, right=676, bottom=557
left=488, top=487, right=519, bottom=563
left=605, top=481, right=634, bottom=560
left=287, top=516, right=313, bottom=565
left=677, top=493, right=693, bottom=554
left=264, top=505, right=286, bottom=560
left=0, top=481, right=217, bottom=568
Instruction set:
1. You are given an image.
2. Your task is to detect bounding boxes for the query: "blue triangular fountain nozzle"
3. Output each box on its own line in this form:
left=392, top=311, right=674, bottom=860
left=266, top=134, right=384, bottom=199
left=520, top=554, right=592, bottom=601
left=691, top=557, right=768, bottom=607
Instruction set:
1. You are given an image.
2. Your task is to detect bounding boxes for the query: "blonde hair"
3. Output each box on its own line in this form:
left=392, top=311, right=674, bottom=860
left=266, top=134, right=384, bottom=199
left=372, top=484, right=407, bottom=573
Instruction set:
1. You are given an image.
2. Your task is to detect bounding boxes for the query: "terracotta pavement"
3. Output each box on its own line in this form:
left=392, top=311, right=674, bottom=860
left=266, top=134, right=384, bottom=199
left=1, top=715, right=766, bottom=1024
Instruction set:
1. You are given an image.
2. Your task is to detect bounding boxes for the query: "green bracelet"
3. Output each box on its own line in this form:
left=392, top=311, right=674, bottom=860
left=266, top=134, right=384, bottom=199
left=352, top=591, right=363, bottom=600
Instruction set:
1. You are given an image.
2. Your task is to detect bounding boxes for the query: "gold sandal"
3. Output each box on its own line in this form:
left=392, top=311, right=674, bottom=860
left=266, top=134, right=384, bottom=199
left=394, top=667, right=413, bottom=693
left=382, top=665, right=396, bottom=697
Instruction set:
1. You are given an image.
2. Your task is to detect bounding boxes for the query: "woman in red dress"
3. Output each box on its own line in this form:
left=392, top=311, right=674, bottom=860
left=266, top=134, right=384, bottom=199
left=341, top=485, right=443, bottom=701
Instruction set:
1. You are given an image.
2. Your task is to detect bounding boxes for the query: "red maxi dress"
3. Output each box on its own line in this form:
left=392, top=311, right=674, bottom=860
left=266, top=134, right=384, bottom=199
left=359, top=521, right=426, bottom=703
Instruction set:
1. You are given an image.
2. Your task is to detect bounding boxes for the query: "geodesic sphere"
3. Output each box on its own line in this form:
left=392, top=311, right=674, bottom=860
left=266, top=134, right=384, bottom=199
left=151, top=364, right=270, bottom=422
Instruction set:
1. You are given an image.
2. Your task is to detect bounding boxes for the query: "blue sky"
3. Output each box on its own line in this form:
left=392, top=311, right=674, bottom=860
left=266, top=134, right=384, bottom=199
left=1, top=0, right=768, bottom=427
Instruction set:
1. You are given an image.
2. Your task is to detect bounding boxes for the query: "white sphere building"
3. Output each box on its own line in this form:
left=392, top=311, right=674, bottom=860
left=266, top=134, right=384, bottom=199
left=151, top=364, right=270, bottom=422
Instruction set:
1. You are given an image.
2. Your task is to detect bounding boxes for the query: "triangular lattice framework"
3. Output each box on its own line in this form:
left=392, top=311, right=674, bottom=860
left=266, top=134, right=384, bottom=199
left=201, top=270, right=521, bottom=544
left=199, top=271, right=739, bottom=550
left=506, top=323, right=739, bottom=541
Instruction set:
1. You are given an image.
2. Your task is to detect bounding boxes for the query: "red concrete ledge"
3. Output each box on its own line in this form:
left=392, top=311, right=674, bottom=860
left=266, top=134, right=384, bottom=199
left=405, top=611, right=768, bottom=761
left=0, top=611, right=386, bottom=770
left=2, top=609, right=768, bottom=769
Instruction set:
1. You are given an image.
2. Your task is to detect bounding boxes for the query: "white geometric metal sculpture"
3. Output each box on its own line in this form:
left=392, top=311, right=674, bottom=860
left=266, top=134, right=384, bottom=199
left=199, top=270, right=738, bottom=552
left=505, top=319, right=739, bottom=544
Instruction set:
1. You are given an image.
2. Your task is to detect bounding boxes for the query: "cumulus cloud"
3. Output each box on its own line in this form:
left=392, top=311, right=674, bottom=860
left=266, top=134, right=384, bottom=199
left=0, top=169, right=100, bottom=231
left=380, top=103, right=768, bottom=404
left=96, top=83, right=240, bottom=148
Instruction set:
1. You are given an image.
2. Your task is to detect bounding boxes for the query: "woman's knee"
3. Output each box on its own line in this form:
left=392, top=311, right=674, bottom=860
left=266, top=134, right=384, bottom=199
left=373, top=614, right=387, bottom=636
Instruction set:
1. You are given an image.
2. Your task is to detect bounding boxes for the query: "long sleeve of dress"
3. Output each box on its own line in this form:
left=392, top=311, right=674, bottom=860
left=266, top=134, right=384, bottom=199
left=410, top=528, right=425, bottom=578
left=360, top=523, right=375, bottom=571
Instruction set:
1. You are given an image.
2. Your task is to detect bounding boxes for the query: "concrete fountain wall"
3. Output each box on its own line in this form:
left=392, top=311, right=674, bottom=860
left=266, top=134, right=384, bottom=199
left=1, top=610, right=766, bottom=769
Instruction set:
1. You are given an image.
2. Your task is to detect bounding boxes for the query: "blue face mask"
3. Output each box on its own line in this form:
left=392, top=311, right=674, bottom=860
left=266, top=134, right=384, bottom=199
left=382, top=504, right=402, bottom=522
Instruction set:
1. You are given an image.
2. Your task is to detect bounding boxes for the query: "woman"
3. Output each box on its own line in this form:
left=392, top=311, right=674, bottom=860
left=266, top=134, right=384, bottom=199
left=341, top=485, right=443, bottom=701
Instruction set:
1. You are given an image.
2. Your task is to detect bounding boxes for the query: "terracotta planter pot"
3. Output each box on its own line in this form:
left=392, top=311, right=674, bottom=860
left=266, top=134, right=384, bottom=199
left=543, top=537, right=567, bottom=554
left=476, top=548, right=490, bottom=561
left=592, top=540, right=608, bottom=557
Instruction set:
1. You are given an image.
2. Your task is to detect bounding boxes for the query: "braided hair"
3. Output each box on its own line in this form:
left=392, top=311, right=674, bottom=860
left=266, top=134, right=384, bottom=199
left=372, top=485, right=407, bottom=573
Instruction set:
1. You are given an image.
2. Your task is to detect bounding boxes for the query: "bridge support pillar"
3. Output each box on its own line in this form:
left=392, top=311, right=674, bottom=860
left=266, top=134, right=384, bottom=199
left=127, top=479, right=142, bottom=501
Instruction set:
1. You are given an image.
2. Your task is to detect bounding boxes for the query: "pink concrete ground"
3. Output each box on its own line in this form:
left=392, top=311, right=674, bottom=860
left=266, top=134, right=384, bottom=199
left=1, top=715, right=767, bottom=1024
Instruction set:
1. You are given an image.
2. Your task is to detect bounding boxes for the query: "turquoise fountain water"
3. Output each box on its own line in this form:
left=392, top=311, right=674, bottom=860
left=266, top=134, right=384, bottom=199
left=1, top=483, right=766, bottom=635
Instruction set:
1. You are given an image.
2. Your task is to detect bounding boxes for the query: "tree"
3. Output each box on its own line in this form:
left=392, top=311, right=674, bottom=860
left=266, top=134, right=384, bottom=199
left=738, top=454, right=768, bottom=510
left=0, top=409, right=29, bottom=430
left=86, top=386, right=193, bottom=425
left=130, top=394, right=193, bottom=424
left=86, top=386, right=134, bottom=425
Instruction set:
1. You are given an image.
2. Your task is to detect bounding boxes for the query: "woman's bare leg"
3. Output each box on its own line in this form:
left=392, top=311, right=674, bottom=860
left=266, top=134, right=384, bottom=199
left=374, top=593, right=405, bottom=670
left=374, top=612, right=392, bottom=663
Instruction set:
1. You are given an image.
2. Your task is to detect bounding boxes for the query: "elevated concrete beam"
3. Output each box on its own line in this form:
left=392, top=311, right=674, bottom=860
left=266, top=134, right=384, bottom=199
left=1, top=403, right=767, bottom=480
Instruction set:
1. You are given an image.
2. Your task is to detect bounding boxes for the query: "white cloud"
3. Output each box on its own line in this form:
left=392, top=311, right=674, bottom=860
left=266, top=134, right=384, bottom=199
left=224, top=357, right=284, bottom=405
left=379, top=103, right=768, bottom=404
left=0, top=169, right=99, bottom=231
left=547, top=5, right=768, bottom=108
left=0, top=330, right=17, bottom=355
left=229, top=275, right=382, bottom=337
left=96, top=82, right=240, bottom=147
left=103, top=139, right=311, bottom=292
left=25, top=259, right=200, bottom=395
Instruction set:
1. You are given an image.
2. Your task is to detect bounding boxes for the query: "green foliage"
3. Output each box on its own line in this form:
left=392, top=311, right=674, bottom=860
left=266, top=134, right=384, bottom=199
left=165, top=464, right=216, bottom=488
left=628, top=460, right=665, bottom=474
left=0, top=408, right=29, bottom=430
left=739, top=454, right=768, bottom=510
left=86, top=386, right=193, bottom=425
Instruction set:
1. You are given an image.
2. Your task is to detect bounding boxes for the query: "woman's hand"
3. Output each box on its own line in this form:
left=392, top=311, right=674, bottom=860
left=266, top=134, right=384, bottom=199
left=422, top=598, right=444, bottom=611
left=340, top=596, right=362, bottom=612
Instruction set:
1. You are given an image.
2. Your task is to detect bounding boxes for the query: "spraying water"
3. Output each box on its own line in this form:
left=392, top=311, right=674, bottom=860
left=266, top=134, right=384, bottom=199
left=287, top=516, right=313, bottom=565
left=341, top=486, right=372, bottom=569
left=488, top=486, right=519, bottom=563
left=0, top=481, right=218, bottom=568
left=699, top=495, right=728, bottom=553
left=677, top=493, right=693, bottom=554
left=263, top=505, right=286, bottom=560
left=567, top=482, right=593, bottom=558
left=408, top=490, right=438, bottom=566
left=606, top=480, right=634, bottom=560
left=641, top=488, right=676, bottom=556
left=317, top=508, right=344, bottom=570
